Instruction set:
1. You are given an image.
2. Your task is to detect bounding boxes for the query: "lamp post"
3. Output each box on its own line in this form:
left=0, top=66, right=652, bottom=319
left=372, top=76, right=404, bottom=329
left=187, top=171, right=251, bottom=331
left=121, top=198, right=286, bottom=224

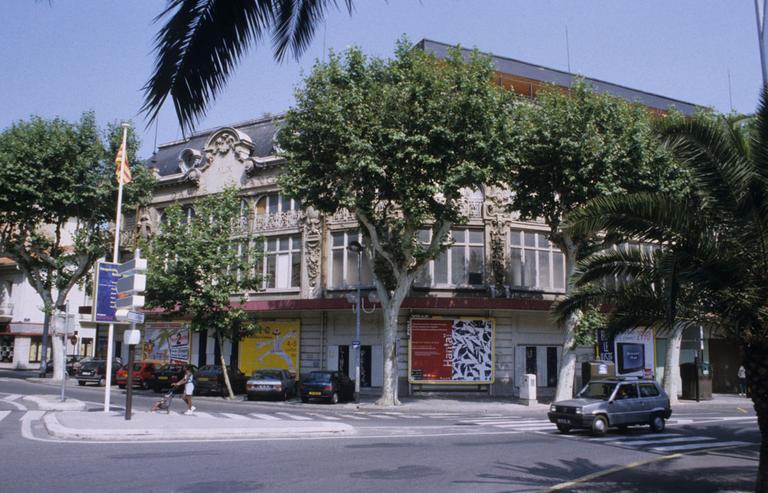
left=347, top=240, right=363, bottom=403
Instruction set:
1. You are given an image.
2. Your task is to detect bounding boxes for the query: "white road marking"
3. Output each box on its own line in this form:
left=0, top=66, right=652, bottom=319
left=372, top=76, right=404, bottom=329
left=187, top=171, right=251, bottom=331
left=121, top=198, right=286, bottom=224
left=588, top=433, right=685, bottom=442
left=650, top=440, right=753, bottom=452
left=221, top=413, right=249, bottom=420
left=191, top=412, right=214, bottom=419
left=1, top=394, right=27, bottom=411
left=305, top=413, right=341, bottom=421
left=608, top=436, right=714, bottom=447
left=379, top=412, right=421, bottom=419
left=340, top=414, right=369, bottom=420
left=367, top=414, right=397, bottom=420
left=275, top=412, right=311, bottom=421
left=0, top=410, right=11, bottom=423
left=20, top=410, right=45, bottom=440
left=249, top=413, right=281, bottom=421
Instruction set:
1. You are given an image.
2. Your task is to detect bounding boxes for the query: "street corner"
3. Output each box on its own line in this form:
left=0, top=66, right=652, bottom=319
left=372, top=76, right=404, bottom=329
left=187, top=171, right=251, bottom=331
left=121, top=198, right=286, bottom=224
left=43, top=410, right=356, bottom=442
left=23, top=394, right=86, bottom=411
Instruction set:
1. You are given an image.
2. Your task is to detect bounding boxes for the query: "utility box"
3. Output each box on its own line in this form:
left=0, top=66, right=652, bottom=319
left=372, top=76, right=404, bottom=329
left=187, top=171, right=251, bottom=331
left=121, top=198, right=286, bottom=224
left=519, top=373, right=537, bottom=406
left=680, top=361, right=713, bottom=400
left=581, top=360, right=616, bottom=388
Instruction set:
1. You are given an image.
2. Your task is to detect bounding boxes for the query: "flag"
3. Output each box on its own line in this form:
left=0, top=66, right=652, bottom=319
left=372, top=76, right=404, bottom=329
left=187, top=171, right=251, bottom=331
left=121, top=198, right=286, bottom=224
left=115, top=138, right=132, bottom=185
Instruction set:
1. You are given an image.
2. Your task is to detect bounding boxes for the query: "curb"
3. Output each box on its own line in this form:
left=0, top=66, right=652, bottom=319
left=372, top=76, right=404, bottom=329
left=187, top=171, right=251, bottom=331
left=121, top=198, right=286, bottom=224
left=43, top=412, right=355, bottom=442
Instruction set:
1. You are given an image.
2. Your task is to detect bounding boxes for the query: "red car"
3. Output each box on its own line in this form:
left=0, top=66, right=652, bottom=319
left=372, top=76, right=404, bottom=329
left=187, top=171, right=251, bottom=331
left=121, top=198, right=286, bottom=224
left=116, top=362, right=157, bottom=390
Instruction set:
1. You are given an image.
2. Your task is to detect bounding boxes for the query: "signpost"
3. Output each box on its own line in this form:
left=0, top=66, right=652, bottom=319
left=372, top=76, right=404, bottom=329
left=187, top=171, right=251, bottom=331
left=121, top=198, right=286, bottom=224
left=102, top=249, right=147, bottom=416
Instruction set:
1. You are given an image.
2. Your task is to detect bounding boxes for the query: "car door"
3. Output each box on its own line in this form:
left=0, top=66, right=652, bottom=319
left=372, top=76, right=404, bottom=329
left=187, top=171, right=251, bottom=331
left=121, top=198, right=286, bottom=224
left=639, top=382, right=664, bottom=419
left=610, top=383, right=640, bottom=425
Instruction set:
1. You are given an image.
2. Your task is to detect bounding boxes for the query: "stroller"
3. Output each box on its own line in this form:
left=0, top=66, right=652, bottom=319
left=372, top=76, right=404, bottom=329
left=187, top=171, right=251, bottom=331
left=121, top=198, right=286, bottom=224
left=151, top=387, right=177, bottom=414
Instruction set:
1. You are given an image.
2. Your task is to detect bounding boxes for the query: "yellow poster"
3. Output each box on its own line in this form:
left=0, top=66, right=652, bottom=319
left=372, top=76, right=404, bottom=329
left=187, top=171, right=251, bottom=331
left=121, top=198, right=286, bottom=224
left=239, top=320, right=300, bottom=377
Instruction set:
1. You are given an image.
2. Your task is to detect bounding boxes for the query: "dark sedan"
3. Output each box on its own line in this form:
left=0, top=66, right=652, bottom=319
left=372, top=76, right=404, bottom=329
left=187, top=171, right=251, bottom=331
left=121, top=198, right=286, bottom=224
left=299, top=370, right=355, bottom=404
left=194, top=365, right=247, bottom=396
left=150, top=364, right=198, bottom=393
left=76, top=359, right=123, bottom=386
left=246, top=369, right=296, bottom=401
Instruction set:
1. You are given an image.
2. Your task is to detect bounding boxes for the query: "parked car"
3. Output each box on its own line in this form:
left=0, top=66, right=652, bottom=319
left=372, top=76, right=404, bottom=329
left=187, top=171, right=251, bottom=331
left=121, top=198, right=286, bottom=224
left=194, top=365, right=247, bottom=396
left=76, top=359, right=123, bottom=386
left=150, top=364, right=198, bottom=393
left=299, top=370, right=355, bottom=404
left=246, top=369, right=296, bottom=401
left=115, top=361, right=158, bottom=390
left=547, top=378, right=672, bottom=435
left=66, top=356, right=91, bottom=376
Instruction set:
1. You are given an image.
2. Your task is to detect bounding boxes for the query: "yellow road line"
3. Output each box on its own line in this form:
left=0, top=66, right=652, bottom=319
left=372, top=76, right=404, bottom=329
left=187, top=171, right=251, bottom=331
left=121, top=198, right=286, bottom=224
left=540, top=443, right=756, bottom=493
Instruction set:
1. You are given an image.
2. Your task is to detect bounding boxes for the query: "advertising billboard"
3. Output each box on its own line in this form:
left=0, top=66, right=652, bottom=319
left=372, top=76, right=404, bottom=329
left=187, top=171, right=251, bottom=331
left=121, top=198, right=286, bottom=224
left=142, top=324, right=190, bottom=364
left=238, top=320, right=300, bottom=377
left=614, top=329, right=655, bottom=378
left=409, top=317, right=494, bottom=384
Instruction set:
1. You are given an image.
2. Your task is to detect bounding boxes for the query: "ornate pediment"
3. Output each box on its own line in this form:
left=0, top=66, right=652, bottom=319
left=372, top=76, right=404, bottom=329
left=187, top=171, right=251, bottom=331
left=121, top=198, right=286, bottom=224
left=204, top=128, right=255, bottom=164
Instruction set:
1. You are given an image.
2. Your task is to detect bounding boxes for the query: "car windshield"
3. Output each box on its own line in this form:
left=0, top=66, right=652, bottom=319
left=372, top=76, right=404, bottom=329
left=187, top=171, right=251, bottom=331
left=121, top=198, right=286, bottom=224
left=577, top=382, right=617, bottom=400
left=81, top=361, right=102, bottom=370
left=252, top=371, right=282, bottom=379
left=304, top=372, right=332, bottom=383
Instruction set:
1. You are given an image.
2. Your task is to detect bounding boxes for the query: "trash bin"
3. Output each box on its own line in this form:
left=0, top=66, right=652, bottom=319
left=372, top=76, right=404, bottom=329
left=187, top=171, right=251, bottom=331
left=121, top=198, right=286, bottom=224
left=680, top=361, right=713, bottom=400
left=581, top=360, right=616, bottom=388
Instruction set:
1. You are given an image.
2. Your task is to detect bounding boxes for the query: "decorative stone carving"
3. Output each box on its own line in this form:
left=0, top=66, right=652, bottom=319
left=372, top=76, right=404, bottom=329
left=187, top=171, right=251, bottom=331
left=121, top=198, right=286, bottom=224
left=137, top=210, right=154, bottom=241
left=252, top=211, right=301, bottom=232
left=302, top=207, right=322, bottom=292
left=488, top=219, right=507, bottom=295
left=328, top=208, right=355, bottom=225
left=203, top=128, right=255, bottom=165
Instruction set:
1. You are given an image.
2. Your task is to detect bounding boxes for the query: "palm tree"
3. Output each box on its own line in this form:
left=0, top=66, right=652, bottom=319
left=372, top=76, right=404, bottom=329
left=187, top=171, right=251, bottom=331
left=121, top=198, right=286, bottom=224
left=554, top=97, right=768, bottom=492
left=142, top=0, right=354, bottom=135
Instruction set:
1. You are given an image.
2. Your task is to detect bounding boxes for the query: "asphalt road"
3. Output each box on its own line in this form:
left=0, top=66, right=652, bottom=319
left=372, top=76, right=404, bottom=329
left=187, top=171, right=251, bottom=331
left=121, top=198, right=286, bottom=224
left=0, top=372, right=761, bottom=493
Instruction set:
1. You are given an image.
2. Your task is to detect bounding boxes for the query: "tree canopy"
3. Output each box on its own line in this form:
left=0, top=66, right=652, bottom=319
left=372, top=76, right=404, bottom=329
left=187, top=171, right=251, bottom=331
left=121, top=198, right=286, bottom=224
left=278, top=40, right=519, bottom=404
left=143, top=0, right=354, bottom=135
left=0, top=113, right=154, bottom=378
left=144, top=186, right=263, bottom=398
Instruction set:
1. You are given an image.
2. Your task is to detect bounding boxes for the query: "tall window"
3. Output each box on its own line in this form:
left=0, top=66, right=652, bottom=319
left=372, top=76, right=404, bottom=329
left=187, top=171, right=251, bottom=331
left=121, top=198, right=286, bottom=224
left=255, top=192, right=301, bottom=216
left=259, top=235, right=301, bottom=289
left=415, top=228, right=485, bottom=287
left=509, top=229, right=565, bottom=292
left=329, top=230, right=372, bottom=288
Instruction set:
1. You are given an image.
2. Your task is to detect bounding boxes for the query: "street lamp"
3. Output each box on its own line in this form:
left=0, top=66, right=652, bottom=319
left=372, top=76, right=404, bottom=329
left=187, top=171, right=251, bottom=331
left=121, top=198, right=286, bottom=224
left=347, top=240, right=364, bottom=403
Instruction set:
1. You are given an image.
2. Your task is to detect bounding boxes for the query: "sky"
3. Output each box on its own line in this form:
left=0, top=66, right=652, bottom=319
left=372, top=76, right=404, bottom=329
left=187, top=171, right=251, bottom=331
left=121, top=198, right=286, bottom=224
left=0, top=1, right=763, bottom=159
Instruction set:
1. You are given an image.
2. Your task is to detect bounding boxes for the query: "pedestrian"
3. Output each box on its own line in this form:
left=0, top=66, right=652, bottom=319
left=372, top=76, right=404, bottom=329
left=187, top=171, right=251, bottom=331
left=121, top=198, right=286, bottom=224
left=173, top=365, right=196, bottom=415
left=738, top=364, right=747, bottom=397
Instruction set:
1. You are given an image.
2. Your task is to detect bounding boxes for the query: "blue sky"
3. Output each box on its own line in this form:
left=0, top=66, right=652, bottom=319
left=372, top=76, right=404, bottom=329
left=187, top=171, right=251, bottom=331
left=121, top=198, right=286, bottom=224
left=0, top=1, right=762, bottom=158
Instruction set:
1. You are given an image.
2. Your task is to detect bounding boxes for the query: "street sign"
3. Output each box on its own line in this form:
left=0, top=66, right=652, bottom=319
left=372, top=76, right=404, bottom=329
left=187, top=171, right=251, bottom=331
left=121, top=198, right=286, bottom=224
left=116, top=273, right=146, bottom=295
left=117, top=256, right=148, bottom=275
left=352, top=340, right=361, bottom=349
left=116, top=294, right=145, bottom=310
left=115, top=309, right=145, bottom=323
left=94, top=262, right=120, bottom=322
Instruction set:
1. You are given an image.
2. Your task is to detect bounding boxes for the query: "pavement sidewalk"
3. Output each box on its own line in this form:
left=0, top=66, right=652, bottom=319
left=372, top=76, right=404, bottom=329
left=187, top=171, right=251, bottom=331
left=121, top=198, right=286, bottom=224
left=43, top=409, right=354, bottom=441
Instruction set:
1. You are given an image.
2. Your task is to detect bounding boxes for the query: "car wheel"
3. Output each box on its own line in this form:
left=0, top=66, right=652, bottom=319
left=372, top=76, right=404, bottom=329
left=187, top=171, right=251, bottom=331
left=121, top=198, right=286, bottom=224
left=301, top=396, right=309, bottom=403
left=591, top=415, right=608, bottom=436
left=118, top=384, right=126, bottom=389
left=153, top=386, right=162, bottom=393
left=650, top=414, right=666, bottom=433
left=78, top=380, right=85, bottom=386
left=247, top=394, right=254, bottom=401
left=330, top=392, right=339, bottom=405
left=141, top=380, right=150, bottom=391
left=556, top=423, right=571, bottom=434
left=282, top=390, right=288, bottom=401
left=98, top=377, right=106, bottom=387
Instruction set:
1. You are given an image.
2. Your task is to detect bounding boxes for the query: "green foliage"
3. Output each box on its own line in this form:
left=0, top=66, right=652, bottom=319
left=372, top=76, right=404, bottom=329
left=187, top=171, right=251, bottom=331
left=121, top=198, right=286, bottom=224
left=572, top=307, right=605, bottom=348
left=0, top=113, right=153, bottom=308
left=144, top=187, right=263, bottom=342
left=512, top=81, right=690, bottom=241
left=278, top=39, right=519, bottom=292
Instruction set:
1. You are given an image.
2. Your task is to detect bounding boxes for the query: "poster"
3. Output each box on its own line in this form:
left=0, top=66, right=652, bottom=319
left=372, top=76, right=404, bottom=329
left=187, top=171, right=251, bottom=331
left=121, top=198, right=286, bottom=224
left=142, top=324, right=190, bottom=364
left=238, top=320, right=300, bottom=377
left=613, top=329, right=655, bottom=378
left=93, top=262, right=119, bottom=322
left=409, top=318, right=494, bottom=384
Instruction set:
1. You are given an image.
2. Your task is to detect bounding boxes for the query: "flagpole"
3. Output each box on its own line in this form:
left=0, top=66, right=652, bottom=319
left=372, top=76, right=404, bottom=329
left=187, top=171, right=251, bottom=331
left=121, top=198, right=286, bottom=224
left=104, top=122, right=129, bottom=413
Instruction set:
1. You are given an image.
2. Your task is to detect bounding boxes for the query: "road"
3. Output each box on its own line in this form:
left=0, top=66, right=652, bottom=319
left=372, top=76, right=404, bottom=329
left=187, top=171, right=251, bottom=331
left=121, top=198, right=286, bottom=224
left=0, top=372, right=760, bottom=493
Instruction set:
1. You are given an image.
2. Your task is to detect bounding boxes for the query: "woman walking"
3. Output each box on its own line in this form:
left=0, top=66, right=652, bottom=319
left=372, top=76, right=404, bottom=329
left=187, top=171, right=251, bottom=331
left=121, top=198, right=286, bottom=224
left=173, top=365, right=197, bottom=414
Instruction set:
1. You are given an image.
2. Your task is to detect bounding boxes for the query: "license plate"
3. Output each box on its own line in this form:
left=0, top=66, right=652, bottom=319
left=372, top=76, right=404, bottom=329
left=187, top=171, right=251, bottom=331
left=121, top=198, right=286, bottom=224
left=256, top=385, right=272, bottom=391
left=309, top=391, right=321, bottom=396
left=198, top=377, right=209, bottom=381
left=82, top=371, right=93, bottom=376
left=158, top=376, right=168, bottom=380
left=557, top=418, right=570, bottom=424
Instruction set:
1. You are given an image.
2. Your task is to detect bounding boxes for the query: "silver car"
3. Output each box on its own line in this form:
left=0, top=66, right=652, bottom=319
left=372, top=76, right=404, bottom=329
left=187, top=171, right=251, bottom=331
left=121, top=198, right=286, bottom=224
left=547, top=378, right=672, bottom=435
left=246, top=369, right=296, bottom=401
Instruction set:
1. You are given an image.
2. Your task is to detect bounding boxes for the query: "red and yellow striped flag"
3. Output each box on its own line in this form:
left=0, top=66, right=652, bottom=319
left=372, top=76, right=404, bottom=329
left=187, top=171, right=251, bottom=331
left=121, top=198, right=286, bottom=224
left=115, top=138, right=132, bottom=185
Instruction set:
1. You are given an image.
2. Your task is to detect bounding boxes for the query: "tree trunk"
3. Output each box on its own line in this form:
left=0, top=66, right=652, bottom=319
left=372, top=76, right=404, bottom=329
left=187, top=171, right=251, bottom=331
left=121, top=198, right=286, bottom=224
left=662, top=322, right=685, bottom=405
left=744, top=341, right=768, bottom=493
left=554, top=236, right=581, bottom=402
left=51, top=315, right=65, bottom=381
left=39, top=307, right=51, bottom=377
left=216, top=331, right=235, bottom=400
left=375, top=275, right=411, bottom=407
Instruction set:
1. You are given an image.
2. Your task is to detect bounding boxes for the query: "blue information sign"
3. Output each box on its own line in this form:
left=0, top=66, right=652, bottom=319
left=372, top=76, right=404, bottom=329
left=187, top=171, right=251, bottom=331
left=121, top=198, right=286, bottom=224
left=94, top=262, right=120, bottom=322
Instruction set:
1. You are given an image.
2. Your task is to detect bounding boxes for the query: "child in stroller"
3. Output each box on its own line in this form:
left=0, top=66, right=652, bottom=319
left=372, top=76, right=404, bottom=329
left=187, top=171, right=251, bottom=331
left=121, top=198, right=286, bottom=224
left=151, top=387, right=176, bottom=414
